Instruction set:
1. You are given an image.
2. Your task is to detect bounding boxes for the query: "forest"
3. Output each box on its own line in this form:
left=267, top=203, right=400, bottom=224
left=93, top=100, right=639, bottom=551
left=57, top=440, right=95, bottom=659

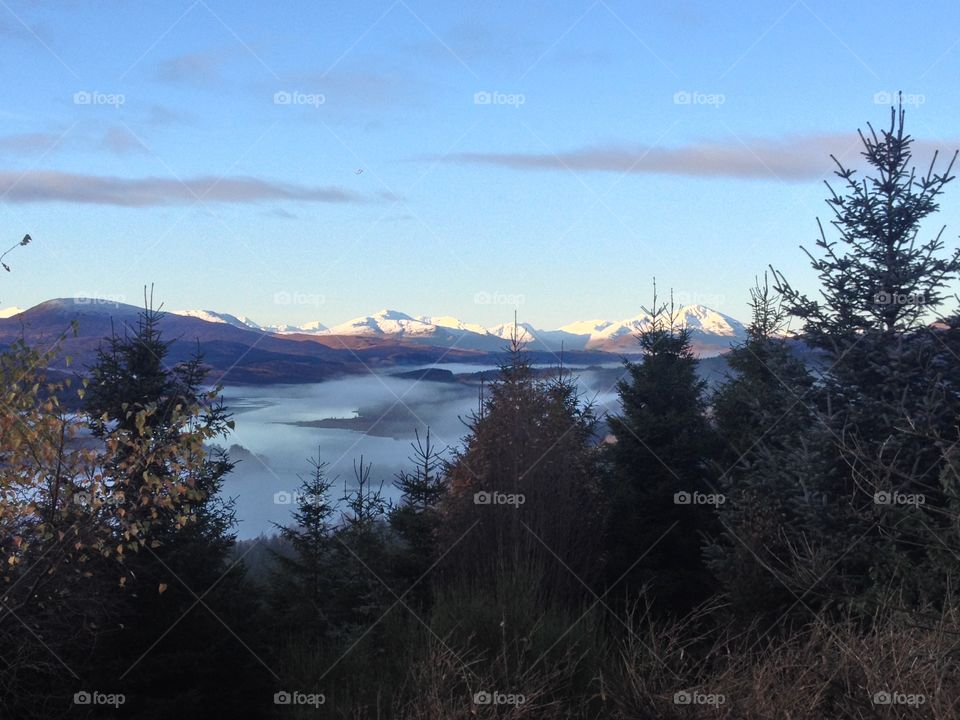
left=2, top=107, right=960, bottom=719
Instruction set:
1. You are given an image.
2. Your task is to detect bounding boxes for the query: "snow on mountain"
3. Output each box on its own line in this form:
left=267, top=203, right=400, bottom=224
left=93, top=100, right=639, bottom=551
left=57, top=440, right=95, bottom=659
left=557, top=319, right=614, bottom=335
left=578, top=305, right=747, bottom=353
left=173, top=309, right=263, bottom=330
left=326, top=309, right=437, bottom=336
left=417, top=315, right=489, bottom=336
left=0, top=306, right=25, bottom=319
left=267, top=320, right=328, bottom=334
left=163, top=304, right=747, bottom=356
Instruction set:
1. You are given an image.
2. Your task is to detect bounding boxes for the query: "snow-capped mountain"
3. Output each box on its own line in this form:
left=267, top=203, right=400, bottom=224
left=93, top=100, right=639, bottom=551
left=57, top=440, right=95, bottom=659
left=169, top=304, right=747, bottom=356
left=173, top=309, right=263, bottom=330
left=172, top=309, right=328, bottom=334
left=560, top=305, right=747, bottom=352
left=0, top=306, right=25, bottom=319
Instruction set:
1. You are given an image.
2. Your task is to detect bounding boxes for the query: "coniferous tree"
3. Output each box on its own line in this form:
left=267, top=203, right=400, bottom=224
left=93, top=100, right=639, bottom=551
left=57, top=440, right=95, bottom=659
left=773, top=102, right=960, bottom=611
left=604, top=285, right=718, bottom=615
left=329, top=457, right=392, bottom=636
left=268, top=449, right=337, bottom=637
left=705, top=276, right=820, bottom=626
left=389, top=428, right=446, bottom=608
left=83, top=294, right=266, bottom=719
left=440, top=333, right=603, bottom=604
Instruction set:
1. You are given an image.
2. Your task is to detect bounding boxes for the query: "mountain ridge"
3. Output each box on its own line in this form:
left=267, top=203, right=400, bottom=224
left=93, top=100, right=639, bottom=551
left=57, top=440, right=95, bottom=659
left=163, top=303, right=749, bottom=356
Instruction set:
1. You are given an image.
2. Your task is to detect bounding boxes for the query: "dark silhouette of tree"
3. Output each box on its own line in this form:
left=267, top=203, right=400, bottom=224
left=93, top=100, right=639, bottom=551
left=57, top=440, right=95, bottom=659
left=603, top=283, right=718, bottom=615
left=268, top=448, right=337, bottom=637
left=773, top=102, right=960, bottom=611
left=389, top=428, right=447, bottom=608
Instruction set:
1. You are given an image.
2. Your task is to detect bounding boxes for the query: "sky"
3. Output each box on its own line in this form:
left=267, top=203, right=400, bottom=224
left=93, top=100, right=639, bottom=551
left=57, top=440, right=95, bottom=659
left=2, top=0, right=960, bottom=329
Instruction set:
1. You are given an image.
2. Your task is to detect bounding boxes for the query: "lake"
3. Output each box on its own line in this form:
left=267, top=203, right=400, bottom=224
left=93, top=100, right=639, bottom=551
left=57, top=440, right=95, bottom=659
left=219, top=363, right=629, bottom=537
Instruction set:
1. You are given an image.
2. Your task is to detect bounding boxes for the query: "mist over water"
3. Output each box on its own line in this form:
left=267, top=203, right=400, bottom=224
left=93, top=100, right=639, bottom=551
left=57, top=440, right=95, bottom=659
left=219, top=364, right=626, bottom=537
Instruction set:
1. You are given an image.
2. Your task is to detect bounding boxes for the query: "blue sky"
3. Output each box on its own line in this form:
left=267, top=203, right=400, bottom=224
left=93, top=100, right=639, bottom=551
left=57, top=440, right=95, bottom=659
left=1, top=0, right=960, bottom=328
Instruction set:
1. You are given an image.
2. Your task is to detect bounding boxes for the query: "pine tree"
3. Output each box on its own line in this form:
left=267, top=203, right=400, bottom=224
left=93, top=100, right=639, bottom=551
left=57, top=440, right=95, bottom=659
left=389, top=428, right=446, bottom=608
left=604, top=284, right=718, bottom=615
left=773, top=102, right=960, bottom=610
left=439, top=332, right=603, bottom=603
left=82, top=293, right=266, bottom=719
left=329, top=457, right=391, bottom=635
left=269, top=448, right=337, bottom=636
left=705, top=276, right=820, bottom=626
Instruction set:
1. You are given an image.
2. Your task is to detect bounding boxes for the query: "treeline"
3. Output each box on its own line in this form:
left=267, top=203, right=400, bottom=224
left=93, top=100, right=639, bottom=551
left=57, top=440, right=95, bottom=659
left=3, top=107, right=960, bottom=718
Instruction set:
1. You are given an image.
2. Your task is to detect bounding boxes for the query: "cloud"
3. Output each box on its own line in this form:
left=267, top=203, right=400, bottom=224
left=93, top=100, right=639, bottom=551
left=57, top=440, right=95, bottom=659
left=437, top=133, right=959, bottom=182
left=0, top=133, right=64, bottom=155
left=144, top=104, right=193, bottom=126
left=438, top=134, right=861, bottom=181
left=156, top=50, right=231, bottom=84
left=0, top=171, right=368, bottom=206
left=102, top=127, right=146, bottom=155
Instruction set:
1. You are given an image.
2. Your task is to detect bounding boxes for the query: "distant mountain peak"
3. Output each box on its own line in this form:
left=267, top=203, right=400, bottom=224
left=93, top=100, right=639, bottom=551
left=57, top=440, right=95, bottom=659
left=5, top=299, right=749, bottom=357
left=0, top=306, right=25, bottom=319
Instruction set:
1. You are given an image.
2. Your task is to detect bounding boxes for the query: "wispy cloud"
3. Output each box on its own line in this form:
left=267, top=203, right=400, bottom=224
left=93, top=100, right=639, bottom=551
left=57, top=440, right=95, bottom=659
left=102, top=127, right=146, bottom=155
left=156, top=49, right=233, bottom=84
left=0, top=171, right=367, bottom=206
left=0, top=132, right=64, bottom=155
left=437, top=133, right=958, bottom=182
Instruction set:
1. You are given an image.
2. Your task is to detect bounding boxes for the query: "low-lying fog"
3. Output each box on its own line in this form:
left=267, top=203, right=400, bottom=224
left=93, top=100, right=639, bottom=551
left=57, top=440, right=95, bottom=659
left=219, top=363, right=629, bottom=538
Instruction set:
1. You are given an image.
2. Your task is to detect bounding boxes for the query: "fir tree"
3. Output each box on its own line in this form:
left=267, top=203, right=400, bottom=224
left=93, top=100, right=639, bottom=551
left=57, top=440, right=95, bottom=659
left=604, top=284, right=718, bottom=614
left=773, top=102, right=960, bottom=610
left=389, top=428, right=447, bottom=608
left=269, top=448, right=337, bottom=636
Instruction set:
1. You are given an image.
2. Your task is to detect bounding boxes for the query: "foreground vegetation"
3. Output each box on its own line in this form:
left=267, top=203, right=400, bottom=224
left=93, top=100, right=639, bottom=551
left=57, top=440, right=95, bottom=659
left=3, top=107, right=960, bottom=718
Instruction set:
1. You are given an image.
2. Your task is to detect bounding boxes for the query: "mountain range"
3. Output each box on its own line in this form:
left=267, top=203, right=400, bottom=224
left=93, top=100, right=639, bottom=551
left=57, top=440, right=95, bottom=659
left=0, top=299, right=749, bottom=386
left=165, top=304, right=748, bottom=356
